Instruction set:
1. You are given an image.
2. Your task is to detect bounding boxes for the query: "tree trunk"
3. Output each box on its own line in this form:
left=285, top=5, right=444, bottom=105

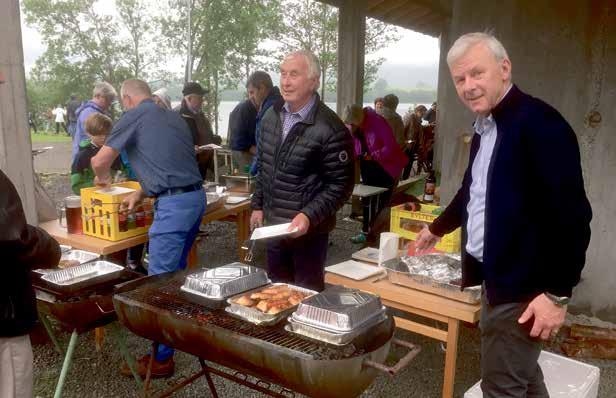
left=214, top=69, right=219, bottom=135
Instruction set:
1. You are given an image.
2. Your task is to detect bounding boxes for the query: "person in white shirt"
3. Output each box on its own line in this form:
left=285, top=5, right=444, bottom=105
left=51, top=105, right=68, bottom=135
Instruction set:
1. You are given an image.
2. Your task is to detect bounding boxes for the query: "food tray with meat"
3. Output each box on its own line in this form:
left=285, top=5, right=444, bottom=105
left=59, top=250, right=99, bottom=269
left=285, top=311, right=388, bottom=346
left=225, top=283, right=317, bottom=326
left=40, top=260, right=124, bottom=293
left=382, top=254, right=481, bottom=304
left=180, top=264, right=270, bottom=308
left=291, top=286, right=386, bottom=333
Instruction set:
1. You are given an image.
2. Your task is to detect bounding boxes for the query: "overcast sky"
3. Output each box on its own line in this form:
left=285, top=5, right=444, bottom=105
left=20, top=7, right=440, bottom=74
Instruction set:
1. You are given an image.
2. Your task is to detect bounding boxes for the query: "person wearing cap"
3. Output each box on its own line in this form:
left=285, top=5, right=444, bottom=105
left=178, top=82, right=218, bottom=179
left=92, top=79, right=205, bottom=378
left=152, top=88, right=172, bottom=110
left=343, top=104, right=407, bottom=244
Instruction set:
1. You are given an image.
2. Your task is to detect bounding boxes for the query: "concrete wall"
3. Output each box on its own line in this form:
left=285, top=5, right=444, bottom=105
left=0, top=0, right=37, bottom=223
left=435, top=0, right=616, bottom=319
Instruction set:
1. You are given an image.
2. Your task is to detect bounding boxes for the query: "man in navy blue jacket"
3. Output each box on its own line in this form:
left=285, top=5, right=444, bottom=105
left=416, top=33, right=592, bottom=397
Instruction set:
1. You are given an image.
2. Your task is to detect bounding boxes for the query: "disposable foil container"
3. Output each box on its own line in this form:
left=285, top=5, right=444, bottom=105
left=383, top=254, right=481, bottom=304
left=60, top=249, right=99, bottom=265
left=225, top=283, right=317, bottom=326
left=180, top=263, right=270, bottom=301
left=291, top=286, right=386, bottom=333
left=41, top=260, right=124, bottom=287
left=285, top=312, right=388, bottom=346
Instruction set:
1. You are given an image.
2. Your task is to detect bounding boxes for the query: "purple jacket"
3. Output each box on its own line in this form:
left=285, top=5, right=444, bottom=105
left=351, top=107, right=407, bottom=179
left=72, top=101, right=105, bottom=161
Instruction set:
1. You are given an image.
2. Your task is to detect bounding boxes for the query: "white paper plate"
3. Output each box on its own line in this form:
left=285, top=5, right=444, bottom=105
left=351, top=247, right=380, bottom=264
left=250, top=223, right=298, bottom=240
left=226, top=196, right=250, bottom=204
left=325, top=260, right=384, bottom=281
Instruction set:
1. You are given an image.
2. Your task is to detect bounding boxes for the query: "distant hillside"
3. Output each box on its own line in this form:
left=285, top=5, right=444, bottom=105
left=377, top=62, right=439, bottom=89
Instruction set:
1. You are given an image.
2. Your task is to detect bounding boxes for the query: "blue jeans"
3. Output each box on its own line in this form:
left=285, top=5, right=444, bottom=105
left=148, top=188, right=205, bottom=361
left=68, top=122, right=77, bottom=138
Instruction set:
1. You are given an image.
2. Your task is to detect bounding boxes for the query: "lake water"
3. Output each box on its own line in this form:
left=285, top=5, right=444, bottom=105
left=209, top=101, right=429, bottom=142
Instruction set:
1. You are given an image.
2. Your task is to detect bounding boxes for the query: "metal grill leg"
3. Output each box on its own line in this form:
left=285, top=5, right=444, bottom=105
left=142, top=342, right=158, bottom=398
left=53, top=329, right=78, bottom=398
left=40, top=313, right=63, bottom=354
left=199, top=358, right=219, bottom=398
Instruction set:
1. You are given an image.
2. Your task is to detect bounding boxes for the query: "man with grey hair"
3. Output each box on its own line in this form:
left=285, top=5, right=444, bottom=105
left=379, top=93, right=405, bottom=151
left=72, top=81, right=117, bottom=161
left=92, top=78, right=205, bottom=378
left=250, top=50, right=354, bottom=291
left=416, top=32, right=591, bottom=397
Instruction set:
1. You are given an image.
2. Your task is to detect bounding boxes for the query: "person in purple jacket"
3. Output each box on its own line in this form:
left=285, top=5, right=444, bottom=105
left=72, top=82, right=117, bottom=161
left=343, top=104, right=407, bottom=244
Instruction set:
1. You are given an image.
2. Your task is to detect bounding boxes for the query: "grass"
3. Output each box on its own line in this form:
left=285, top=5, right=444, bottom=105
left=31, top=131, right=72, bottom=143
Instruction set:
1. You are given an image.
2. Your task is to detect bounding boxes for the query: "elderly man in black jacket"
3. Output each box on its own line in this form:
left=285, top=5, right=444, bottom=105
left=1, top=170, right=61, bottom=397
left=250, top=50, right=354, bottom=292
left=416, top=33, right=592, bottom=397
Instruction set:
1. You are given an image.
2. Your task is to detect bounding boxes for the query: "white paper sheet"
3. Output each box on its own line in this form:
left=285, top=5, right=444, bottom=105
left=325, top=260, right=384, bottom=281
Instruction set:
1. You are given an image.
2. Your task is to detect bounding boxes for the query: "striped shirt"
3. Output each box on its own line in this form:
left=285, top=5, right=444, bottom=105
left=280, top=94, right=317, bottom=141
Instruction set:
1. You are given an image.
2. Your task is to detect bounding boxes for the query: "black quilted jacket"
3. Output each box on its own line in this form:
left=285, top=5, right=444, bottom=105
left=251, top=96, right=354, bottom=234
left=1, top=170, right=60, bottom=337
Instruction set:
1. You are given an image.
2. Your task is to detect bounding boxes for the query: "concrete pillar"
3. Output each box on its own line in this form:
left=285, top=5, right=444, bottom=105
left=336, top=0, right=366, bottom=115
left=0, top=0, right=37, bottom=223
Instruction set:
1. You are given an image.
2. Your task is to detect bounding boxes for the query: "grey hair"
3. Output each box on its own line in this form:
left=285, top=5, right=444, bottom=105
left=341, top=104, right=364, bottom=126
left=284, top=50, right=321, bottom=80
left=446, top=32, right=509, bottom=67
left=92, top=81, right=117, bottom=101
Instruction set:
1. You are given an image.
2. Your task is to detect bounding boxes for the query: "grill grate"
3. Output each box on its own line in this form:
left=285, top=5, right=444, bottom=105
left=118, top=278, right=366, bottom=360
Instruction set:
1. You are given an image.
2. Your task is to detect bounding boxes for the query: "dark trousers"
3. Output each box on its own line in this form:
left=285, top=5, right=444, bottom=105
left=480, top=292, right=549, bottom=398
left=360, top=159, right=394, bottom=233
left=55, top=122, right=67, bottom=134
left=402, top=147, right=415, bottom=180
left=266, top=232, right=329, bottom=292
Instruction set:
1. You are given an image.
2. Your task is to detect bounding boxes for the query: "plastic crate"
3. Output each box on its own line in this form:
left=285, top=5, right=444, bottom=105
left=390, top=203, right=461, bottom=253
left=80, top=181, right=150, bottom=241
left=464, top=350, right=600, bottom=398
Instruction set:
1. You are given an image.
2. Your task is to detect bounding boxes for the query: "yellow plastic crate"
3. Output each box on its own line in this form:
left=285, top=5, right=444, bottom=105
left=80, top=181, right=150, bottom=241
left=391, top=203, right=461, bottom=253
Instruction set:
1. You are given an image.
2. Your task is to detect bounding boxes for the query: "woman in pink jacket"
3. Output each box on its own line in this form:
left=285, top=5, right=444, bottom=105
left=343, top=104, right=408, bottom=244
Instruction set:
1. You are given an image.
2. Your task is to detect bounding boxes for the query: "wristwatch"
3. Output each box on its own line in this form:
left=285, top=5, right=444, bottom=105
left=545, top=293, right=570, bottom=307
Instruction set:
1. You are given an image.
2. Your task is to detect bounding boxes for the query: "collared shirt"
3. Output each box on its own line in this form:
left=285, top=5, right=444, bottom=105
left=465, top=84, right=513, bottom=261
left=280, top=94, right=317, bottom=141
left=105, top=99, right=202, bottom=197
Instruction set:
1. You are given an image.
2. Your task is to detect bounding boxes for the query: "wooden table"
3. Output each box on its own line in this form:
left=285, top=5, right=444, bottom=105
left=39, top=200, right=252, bottom=259
left=325, top=272, right=481, bottom=398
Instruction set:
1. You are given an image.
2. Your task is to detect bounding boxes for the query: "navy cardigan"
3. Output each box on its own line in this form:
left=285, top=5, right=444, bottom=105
left=430, top=85, right=592, bottom=305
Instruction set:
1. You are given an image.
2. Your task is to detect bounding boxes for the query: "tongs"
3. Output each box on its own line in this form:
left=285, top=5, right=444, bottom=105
left=241, top=238, right=256, bottom=262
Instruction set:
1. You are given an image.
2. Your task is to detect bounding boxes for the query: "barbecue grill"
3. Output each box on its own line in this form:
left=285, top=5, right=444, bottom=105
left=113, top=272, right=421, bottom=398
left=32, top=267, right=144, bottom=397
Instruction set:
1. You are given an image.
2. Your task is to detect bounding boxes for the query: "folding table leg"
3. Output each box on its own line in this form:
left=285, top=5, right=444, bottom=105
left=53, top=329, right=78, bottom=398
left=40, top=313, right=63, bottom=354
left=108, top=322, right=142, bottom=388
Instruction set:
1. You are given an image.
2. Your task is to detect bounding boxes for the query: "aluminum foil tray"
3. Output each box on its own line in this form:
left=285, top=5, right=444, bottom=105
left=382, top=254, right=481, bottom=304
left=291, top=286, right=386, bottom=333
left=60, top=249, right=99, bottom=266
left=41, top=260, right=124, bottom=291
left=225, top=283, right=317, bottom=326
left=285, top=312, right=388, bottom=346
left=180, top=263, right=270, bottom=301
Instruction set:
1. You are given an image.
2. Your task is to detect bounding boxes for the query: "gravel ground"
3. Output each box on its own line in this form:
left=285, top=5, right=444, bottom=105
left=33, top=173, right=616, bottom=397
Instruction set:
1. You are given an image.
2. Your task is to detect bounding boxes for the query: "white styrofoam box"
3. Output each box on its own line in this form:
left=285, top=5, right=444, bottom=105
left=464, top=350, right=600, bottom=398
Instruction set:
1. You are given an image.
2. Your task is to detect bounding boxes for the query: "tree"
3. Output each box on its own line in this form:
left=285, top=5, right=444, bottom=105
left=277, top=1, right=401, bottom=101
left=159, top=0, right=283, bottom=133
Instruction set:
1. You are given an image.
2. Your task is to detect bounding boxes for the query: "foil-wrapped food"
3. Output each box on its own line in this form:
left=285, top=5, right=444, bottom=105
left=401, top=253, right=462, bottom=282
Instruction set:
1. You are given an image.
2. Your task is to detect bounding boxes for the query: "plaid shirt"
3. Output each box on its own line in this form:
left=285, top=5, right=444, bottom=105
left=280, top=94, right=317, bottom=141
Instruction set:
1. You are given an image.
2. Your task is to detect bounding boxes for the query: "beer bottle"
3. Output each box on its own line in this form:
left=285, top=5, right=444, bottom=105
left=423, top=171, right=436, bottom=203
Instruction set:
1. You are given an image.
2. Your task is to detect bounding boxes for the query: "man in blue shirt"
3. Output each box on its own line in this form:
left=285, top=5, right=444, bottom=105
left=92, top=79, right=206, bottom=378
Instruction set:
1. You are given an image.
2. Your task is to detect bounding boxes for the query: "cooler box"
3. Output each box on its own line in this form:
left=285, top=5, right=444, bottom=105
left=464, top=350, right=600, bottom=398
